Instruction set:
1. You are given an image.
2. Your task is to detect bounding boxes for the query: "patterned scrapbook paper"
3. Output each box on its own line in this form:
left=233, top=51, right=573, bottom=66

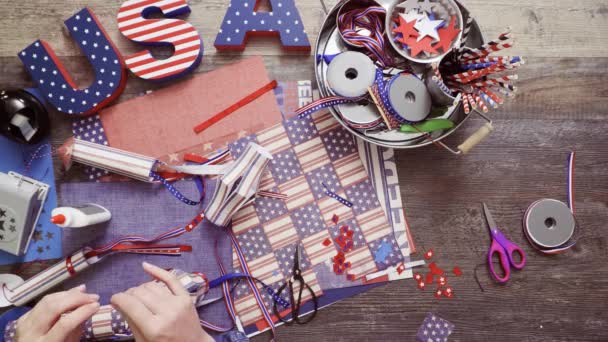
left=228, top=112, right=406, bottom=328
left=72, top=57, right=283, bottom=180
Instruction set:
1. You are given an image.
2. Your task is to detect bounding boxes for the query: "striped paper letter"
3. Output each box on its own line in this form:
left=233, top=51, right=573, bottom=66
left=117, top=0, right=204, bottom=81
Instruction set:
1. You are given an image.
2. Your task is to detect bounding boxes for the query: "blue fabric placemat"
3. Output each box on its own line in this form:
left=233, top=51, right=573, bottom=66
left=59, top=179, right=234, bottom=332
left=0, top=136, right=61, bottom=265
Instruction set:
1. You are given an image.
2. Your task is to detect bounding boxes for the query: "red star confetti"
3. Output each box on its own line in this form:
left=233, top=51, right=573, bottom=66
left=429, top=262, right=445, bottom=276
left=417, top=281, right=426, bottom=290
left=392, top=15, right=419, bottom=44
left=414, top=273, right=423, bottom=281
left=347, top=273, right=356, bottom=281
left=434, top=288, right=443, bottom=299
left=426, top=273, right=434, bottom=285
left=322, top=238, right=332, bottom=247
left=444, top=287, right=454, bottom=298
left=405, top=36, right=437, bottom=58
left=452, top=266, right=462, bottom=277
left=332, top=214, right=339, bottom=224
left=424, top=249, right=434, bottom=260
left=438, top=276, right=447, bottom=286
left=433, top=15, right=461, bottom=53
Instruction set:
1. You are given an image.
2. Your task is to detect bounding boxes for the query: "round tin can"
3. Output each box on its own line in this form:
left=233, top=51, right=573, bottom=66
left=315, top=0, right=484, bottom=149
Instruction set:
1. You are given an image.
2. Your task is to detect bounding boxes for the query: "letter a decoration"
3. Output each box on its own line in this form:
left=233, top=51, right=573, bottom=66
left=117, top=0, right=204, bottom=81
left=18, top=8, right=127, bottom=116
left=214, top=0, right=310, bottom=51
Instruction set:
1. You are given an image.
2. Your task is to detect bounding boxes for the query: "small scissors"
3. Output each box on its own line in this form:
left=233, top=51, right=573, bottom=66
left=273, top=245, right=318, bottom=324
left=483, top=203, right=526, bottom=283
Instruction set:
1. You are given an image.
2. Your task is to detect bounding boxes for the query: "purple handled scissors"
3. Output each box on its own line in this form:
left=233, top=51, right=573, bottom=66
left=483, top=203, right=526, bottom=283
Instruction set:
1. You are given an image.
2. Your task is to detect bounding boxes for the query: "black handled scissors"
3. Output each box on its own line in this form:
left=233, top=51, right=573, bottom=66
left=272, top=245, right=318, bottom=325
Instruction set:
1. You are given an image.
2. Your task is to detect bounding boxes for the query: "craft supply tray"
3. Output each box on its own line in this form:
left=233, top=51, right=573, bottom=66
left=315, top=0, right=486, bottom=150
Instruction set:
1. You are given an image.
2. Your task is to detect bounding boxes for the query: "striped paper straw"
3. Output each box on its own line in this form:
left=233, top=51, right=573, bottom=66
left=473, top=92, right=489, bottom=112
left=477, top=89, right=497, bottom=108
left=432, top=76, right=453, bottom=96
left=466, top=93, right=477, bottom=110
left=457, top=16, right=474, bottom=56
left=490, top=85, right=516, bottom=97
left=462, top=93, right=471, bottom=114
left=480, top=87, right=504, bottom=104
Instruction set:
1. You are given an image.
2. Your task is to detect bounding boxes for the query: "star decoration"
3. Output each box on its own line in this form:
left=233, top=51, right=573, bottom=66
left=414, top=13, right=444, bottom=41
left=418, top=0, right=435, bottom=15
left=168, top=153, right=179, bottom=162
left=392, top=15, right=419, bottom=44
left=433, top=16, right=461, bottom=52
left=9, top=226, right=16, bottom=233
left=32, top=230, right=43, bottom=242
left=400, top=10, right=425, bottom=24
left=37, top=246, right=44, bottom=253
left=46, top=231, right=54, bottom=240
left=404, top=36, right=437, bottom=57
left=397, top=0, right=421, bottom=13
left=0, top=209, right=6, bottom=217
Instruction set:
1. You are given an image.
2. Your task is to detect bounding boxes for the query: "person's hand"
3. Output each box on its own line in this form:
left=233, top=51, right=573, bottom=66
left=111, top=262, right=213, bottom=342
left=15, top=285, right=100, bottom=342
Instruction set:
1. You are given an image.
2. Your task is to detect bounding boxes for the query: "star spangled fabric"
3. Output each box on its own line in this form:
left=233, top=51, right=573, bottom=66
left=227, top=111, right=407, bottom=328
left=417, top=313, right=455, bottom=342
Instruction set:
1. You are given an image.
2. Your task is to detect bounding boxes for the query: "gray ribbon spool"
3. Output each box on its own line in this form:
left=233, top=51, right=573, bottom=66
left=525, top=199, right=575, bottom=248
left=326, top=51, right=376, bottom=98
left=387, top=74, right=432, bottom=123
left=337, top=102, right=381, bottom=126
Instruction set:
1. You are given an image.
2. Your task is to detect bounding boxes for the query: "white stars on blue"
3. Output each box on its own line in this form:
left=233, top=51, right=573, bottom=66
left=18, top=8, right=124, bottom=116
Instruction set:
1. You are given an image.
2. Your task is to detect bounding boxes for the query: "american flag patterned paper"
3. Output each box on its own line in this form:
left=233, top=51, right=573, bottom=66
left=214, top=0, right=310, bottom=51
left=117, top=0, right=203, bottom=81
left=18, top=8, right=127, bottom=116
left=228, top=112, right=406, bottom=327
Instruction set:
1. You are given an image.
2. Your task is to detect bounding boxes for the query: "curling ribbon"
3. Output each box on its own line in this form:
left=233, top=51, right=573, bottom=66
left=323, top=183, right=353, bottom=208
left=523, top=152, right=578, bottom=254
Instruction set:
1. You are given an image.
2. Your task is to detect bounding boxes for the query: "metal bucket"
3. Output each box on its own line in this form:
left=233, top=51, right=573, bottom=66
left=315, top=0, right=493, bottom=153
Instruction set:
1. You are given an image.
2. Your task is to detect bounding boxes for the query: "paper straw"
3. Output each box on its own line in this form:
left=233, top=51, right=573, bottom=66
left=480, top=87, right=504, bottom=104
left=477, top=89, right=497, bottom=108
left=466, top=93, right=477, bottom=110
left=457, top=16, right=474, bottom=56
left=473, top=92, right=489, bottom=112
left=462, top=93, right=471, bottom=114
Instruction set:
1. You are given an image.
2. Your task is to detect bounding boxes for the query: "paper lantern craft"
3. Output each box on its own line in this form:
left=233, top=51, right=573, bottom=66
left=117, top=0, right=204, bottom=81
left=18, top=8, right=127, bottom=116
left=214, top=0, right=310, bottom=51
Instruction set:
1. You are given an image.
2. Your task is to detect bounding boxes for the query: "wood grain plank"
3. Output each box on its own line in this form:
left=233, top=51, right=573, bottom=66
left=0, top=1, right=607, bottom=341
left=0, top=0, right=607, bottom=57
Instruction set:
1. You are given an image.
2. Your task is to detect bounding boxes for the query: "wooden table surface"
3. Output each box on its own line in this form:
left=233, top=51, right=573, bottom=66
left=1, top=0, right=607, bottom=341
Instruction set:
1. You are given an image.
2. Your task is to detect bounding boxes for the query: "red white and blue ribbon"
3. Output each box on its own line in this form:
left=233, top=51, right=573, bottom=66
left=338, top=6, right=392, bottom=68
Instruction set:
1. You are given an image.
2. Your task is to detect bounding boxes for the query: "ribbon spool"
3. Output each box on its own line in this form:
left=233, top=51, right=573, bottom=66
left=327, top=51, right=377, bottom=98
left=386, top=74, right=432, bottom=123
left=523, top=152, right=578, bottom=254
left=524, top=199, right=576, bottom=253
left=327, top=51, right=382, bottom=127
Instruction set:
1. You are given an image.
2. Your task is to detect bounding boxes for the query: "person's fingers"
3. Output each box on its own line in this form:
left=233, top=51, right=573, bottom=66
left=143, top=281, right=170, bottom=296
left=142, top=262, right=188, bottom=296
left=111, top=292, right=155, bottom=329
left=129, top=285, right=165, bottom=314
left=45, top=301, right=100, bottom=341
left=31, top=285, right=98, bottom=330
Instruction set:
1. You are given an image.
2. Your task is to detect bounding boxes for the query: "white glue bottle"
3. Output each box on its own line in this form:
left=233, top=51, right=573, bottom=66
left=50, top=203, right=112, bottom=228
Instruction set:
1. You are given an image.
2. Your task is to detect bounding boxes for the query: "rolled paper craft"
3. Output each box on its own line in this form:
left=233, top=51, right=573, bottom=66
left=58, top=138, right=231, bottom=183
left=205, top=143, right=273, bottom=227
left=82, top=269, right=208, bottom=341
left=0, top=248, right=99, bottom=307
